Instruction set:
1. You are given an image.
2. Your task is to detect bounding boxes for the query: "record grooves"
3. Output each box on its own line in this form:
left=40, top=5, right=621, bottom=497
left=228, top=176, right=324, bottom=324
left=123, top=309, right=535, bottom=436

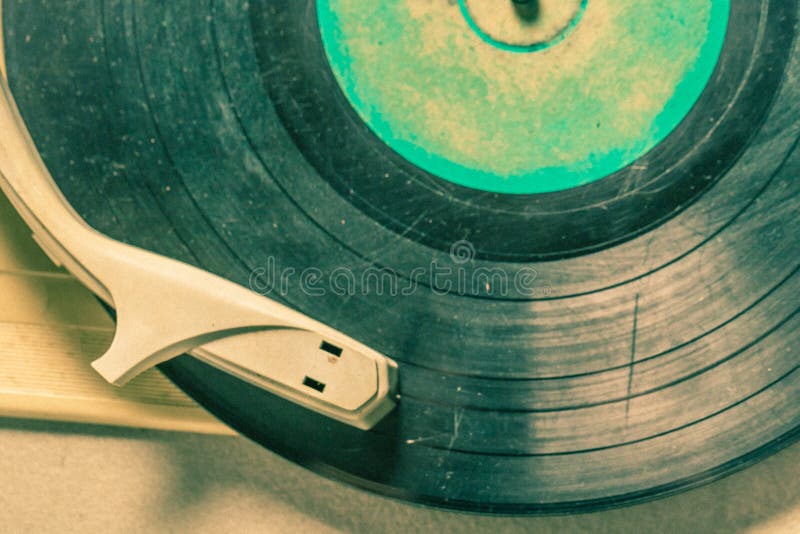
left=3, top=0, right=800, bottom=514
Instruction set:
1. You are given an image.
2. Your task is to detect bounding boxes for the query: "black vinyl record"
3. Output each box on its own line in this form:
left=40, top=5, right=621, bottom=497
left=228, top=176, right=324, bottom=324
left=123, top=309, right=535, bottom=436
left=3, top=0, right=800, bottom=514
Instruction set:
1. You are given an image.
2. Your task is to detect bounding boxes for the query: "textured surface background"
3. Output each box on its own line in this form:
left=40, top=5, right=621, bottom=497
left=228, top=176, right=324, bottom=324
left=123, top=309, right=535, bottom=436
left=1, top=417, right=800, bottom=533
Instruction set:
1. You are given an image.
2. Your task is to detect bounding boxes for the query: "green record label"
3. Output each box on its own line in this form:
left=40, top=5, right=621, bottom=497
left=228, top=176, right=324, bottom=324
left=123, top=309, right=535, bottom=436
left=318, top=0, right=730, bottom=194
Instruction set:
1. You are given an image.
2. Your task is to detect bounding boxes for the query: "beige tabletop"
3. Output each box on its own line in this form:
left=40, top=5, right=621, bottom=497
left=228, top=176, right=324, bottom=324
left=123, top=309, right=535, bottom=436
left=1, top=416, right=800, bottom=533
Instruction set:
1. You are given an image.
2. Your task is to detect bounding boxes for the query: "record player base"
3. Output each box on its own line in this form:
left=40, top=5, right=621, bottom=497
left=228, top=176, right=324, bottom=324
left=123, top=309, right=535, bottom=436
left=0, top=192, right=233, bottom=435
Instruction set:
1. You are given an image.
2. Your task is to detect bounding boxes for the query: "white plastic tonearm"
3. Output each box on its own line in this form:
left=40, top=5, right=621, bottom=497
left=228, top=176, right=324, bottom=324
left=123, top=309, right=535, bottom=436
left=0, top=77, right=397, bottom=430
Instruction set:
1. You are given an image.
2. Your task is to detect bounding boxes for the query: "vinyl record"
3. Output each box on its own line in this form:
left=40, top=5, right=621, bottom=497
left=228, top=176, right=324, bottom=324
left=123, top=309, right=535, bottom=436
left=3, top=0, right=800, bottom=513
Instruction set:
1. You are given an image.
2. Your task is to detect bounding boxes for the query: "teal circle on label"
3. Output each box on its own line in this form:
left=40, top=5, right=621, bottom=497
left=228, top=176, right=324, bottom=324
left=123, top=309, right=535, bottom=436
left=458, top=0, right=589, bottom=53
left=317, top=1, right=730, bottom=194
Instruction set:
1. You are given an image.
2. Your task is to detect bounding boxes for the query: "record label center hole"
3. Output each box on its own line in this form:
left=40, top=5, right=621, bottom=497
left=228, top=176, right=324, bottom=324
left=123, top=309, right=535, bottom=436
left=511, top=0, right=540, bottom=23
left=459, top=0, right=586, bottom=52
